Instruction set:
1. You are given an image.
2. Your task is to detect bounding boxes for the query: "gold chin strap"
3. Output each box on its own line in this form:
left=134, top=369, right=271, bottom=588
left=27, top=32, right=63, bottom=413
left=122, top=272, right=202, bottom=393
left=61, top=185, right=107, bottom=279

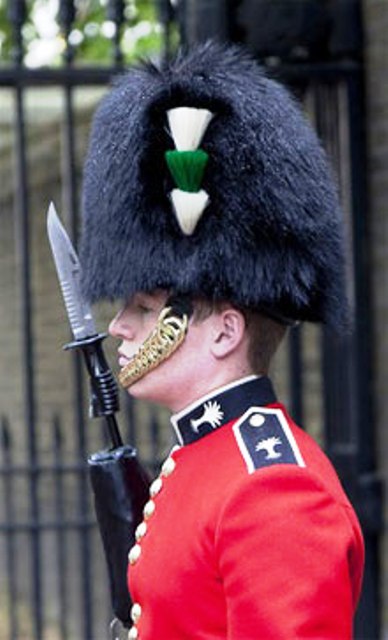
left=118, top=306, right=189, bottom=389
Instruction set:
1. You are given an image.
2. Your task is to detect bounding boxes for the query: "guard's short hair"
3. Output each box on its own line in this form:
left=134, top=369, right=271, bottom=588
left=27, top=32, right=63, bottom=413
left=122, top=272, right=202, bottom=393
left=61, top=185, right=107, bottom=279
left=81, top=41, right=348, bottom=330
left=192, top=298, right=286, bottom=374
left=244, top=311, right=287, bottom=374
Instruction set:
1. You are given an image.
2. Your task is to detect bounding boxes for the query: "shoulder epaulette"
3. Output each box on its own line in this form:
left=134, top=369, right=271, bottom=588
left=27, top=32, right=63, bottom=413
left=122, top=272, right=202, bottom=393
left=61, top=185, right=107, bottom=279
left=233, top=407, right=305, bottom=474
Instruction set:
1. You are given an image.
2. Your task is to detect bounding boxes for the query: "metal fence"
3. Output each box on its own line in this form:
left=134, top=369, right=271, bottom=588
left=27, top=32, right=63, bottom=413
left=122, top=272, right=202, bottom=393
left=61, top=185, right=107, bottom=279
left=0, top=414, right=95, bottom=639
left=0, top=3, right=174, bottom=638
left=0, top=0, right=381, bottom=638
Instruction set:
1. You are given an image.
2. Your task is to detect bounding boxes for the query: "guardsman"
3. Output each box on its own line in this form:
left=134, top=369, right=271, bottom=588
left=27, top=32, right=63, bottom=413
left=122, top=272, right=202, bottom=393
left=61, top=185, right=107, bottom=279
left=81, top=42, right=364, bottom=639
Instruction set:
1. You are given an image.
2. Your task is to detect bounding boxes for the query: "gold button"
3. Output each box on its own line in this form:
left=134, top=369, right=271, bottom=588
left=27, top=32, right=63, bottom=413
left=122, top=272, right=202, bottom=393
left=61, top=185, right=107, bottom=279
left=161, top=457, right=176, bottom=477
left=131, top=602, right=142, bottom=624
left=128, top=626, right=138, bottom=639
left=149, top=477, right=163, bottom=497
left=135, top=521, right=147, bottom=542
left=143, top=500, right=156, bottom=520
left=128, top=544, right=141, bottom=565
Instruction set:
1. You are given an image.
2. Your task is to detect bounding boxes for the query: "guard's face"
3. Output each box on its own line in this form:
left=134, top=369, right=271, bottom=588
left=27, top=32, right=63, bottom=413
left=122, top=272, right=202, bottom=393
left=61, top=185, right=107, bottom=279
left=109, top=291, right=217, bottom=412
left=110, top=291, right=168, bottom=368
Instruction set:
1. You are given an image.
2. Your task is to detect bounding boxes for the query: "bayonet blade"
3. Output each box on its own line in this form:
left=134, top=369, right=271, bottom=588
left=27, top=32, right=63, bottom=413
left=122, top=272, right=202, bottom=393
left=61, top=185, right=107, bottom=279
left=47, top=202, right=96, bottom=340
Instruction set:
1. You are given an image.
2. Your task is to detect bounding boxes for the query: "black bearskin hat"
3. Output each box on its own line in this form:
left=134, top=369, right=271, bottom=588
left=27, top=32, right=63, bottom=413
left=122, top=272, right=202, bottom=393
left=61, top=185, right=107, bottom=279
left=81, top=41, right=347, bottom=328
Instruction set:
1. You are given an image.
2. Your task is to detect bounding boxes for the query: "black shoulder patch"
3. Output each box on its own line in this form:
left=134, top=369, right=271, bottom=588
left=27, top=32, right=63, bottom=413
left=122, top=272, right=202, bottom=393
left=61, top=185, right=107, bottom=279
left=233, top=407, right=305, bottom=473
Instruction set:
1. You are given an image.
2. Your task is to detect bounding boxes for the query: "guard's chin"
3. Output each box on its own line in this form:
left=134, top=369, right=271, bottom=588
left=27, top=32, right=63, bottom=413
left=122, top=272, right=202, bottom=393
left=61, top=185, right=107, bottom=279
left=118, top=306, right=189, bottom=389
left=119, top=355, right=133, bottom=368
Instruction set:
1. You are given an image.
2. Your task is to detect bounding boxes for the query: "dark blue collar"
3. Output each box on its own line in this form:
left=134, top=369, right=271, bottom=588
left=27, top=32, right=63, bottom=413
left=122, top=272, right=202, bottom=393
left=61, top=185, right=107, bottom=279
left=171, top=375, right=277, bottom=446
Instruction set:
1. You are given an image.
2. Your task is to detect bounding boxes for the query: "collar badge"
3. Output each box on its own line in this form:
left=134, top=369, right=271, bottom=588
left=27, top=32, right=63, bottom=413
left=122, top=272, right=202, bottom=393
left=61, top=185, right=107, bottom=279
left=191, top=400, right=224, bottom=433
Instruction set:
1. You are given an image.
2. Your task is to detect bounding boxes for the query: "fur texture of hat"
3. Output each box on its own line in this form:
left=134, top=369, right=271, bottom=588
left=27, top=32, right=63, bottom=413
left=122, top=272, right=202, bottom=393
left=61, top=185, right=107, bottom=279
left=81, top=41, right=347, bottom=327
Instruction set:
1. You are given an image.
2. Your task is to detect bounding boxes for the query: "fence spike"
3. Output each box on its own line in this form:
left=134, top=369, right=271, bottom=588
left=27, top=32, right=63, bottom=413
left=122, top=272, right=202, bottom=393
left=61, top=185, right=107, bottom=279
left=106, top=0, right=126, bottom=66
left=106, top=0, right=125, bottom=25
left=7, top=0, right=27, bottom=26
left=158, top=0, right=176, bottom=61
left=7, top=0, right=27, bottom=65
left=58, top=0, right=76, bottom=64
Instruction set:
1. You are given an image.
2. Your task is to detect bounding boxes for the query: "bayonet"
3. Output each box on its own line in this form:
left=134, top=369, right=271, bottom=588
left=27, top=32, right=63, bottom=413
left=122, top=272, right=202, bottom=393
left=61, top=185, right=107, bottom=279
left=47, top=202, right=122, bottom=447
left=47, top=202, right=96, bottom=341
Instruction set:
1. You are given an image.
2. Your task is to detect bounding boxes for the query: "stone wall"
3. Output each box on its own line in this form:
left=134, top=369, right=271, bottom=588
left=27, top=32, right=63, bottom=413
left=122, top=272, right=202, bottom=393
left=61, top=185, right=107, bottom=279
left=362, top=0, right=388, bottom=635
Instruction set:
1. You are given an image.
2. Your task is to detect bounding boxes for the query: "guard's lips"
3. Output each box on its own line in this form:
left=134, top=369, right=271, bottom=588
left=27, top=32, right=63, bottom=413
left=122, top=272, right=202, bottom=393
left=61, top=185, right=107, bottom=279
left=118, top=350, right=134, bottom=368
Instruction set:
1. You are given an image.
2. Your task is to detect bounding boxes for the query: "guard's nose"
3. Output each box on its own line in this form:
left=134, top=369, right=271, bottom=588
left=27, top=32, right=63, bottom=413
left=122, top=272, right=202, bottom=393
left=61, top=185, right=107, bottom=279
left=109, top=308, right=134, bottom=340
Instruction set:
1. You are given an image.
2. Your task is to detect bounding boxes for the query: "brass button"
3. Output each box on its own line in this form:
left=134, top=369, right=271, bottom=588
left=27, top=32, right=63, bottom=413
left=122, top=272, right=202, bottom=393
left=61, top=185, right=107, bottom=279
left=135, top=521, right=147, bottom=542
left=143, top=500, right=156, bottom=520
left=128, top=626, right=138, bottom=639
left=149, top=477, right=163, bottom=497
left=128, top=544, right=141, bottom=565
left=161, top=457, right=176, bottom=477
left=131, top=602, right=142, bottom=624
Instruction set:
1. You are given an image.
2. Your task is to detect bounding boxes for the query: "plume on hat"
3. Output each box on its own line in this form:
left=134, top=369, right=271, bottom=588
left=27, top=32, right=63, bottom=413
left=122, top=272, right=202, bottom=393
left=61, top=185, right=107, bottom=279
left=81, top=41, right=348, bottom=328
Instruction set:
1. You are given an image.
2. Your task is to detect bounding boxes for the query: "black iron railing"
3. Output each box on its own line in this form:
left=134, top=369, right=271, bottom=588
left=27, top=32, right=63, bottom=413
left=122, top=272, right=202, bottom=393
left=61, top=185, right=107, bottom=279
left=0, top=2, right=173, bottom=638
left=0, top=1, right=381, bottom=638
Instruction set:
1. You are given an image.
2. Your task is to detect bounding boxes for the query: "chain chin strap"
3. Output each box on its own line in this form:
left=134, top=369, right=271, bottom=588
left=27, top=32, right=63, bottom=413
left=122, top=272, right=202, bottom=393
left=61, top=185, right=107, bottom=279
left=118, top=306, right=189, bottom=389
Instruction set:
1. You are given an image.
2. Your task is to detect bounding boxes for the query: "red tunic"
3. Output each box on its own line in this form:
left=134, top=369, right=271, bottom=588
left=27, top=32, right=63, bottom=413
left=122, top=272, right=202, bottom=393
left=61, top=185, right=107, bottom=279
left=127, top=376, right=364, bottom=639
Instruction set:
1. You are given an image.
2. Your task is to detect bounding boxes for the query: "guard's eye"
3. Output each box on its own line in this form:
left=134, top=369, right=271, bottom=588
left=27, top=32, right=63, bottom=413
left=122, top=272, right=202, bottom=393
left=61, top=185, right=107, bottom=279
left=138, top=304, right=154, bottom=314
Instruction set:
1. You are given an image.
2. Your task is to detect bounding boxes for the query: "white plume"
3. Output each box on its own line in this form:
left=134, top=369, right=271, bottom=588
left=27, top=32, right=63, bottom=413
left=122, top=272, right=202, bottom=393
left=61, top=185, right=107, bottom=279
left=170, top=189, right=209, bottom=235
left=167, top=107, right=213, bottom=151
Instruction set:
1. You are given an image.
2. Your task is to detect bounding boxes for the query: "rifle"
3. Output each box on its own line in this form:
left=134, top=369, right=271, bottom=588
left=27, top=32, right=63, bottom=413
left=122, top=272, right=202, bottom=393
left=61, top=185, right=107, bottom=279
left=47, top=203, right=150, bottom=631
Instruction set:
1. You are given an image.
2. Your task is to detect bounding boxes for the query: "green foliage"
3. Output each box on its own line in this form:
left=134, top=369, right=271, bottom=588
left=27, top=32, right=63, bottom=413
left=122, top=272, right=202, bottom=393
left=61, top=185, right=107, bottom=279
left=0, top=0, right=17, bottom=61
left=0, top=0, right=172, bottom=66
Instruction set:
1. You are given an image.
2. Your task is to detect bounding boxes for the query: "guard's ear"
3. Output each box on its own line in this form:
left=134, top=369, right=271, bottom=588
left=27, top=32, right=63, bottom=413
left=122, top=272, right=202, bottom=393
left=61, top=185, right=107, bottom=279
left=210, top=307, right=247, bottom=359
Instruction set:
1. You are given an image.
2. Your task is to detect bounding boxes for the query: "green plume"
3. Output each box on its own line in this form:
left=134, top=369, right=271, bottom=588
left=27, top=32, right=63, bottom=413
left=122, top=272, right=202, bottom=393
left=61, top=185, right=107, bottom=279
left=165, top=150, right=209, bottom=193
